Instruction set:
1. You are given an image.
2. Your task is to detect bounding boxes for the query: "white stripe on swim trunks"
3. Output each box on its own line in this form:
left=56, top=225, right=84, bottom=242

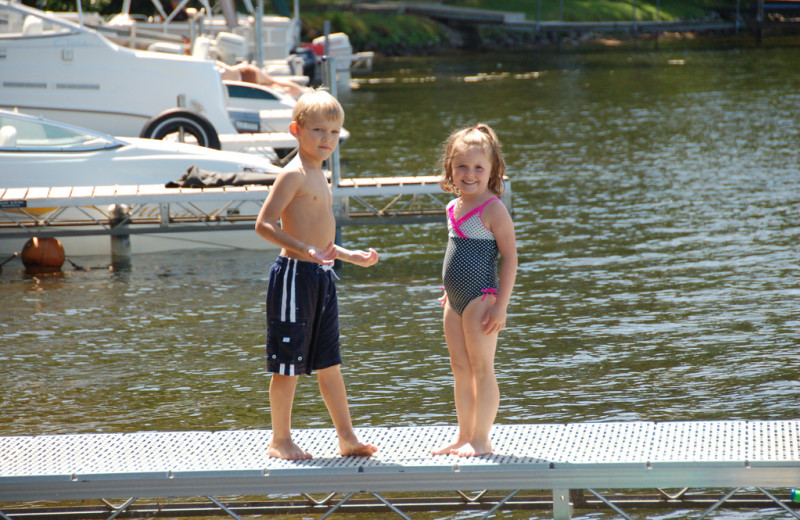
left=289, top=260, right=296, bottom=322
left=280, top=261, right=289, bottom=322
left=280, top=259, right=297, bottom=323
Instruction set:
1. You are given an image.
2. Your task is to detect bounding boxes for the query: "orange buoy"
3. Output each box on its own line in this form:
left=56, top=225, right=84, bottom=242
left=21, top=237, right=66, bottom=273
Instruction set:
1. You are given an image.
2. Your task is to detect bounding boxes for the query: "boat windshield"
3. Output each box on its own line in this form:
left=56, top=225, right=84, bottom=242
left=0, top=5, right=76, bottom=38
left=0, top=115, right=123, bottom=152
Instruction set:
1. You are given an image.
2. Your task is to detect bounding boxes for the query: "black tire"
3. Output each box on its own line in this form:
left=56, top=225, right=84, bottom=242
left=140, top=109, right=222, bottom=150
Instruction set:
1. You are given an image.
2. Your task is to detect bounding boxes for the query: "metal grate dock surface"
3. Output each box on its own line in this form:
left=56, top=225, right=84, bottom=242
left=2, top=421, right=800, bottom=503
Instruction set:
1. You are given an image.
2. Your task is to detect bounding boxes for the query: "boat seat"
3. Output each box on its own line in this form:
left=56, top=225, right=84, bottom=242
left=148, top=42, right=185, bottom=54
left=22, top=15, right=43, bottom=36
left=0, top=126, right=18, bottom=148
left=191, top=36, right=212, bottom=60
left=214, top=32, right=247, bottom=65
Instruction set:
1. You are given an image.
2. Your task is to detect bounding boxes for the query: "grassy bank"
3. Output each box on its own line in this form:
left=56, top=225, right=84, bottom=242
left=26, top=0, right=750, bottom=54
left=298, top=0, right=744, bottom=54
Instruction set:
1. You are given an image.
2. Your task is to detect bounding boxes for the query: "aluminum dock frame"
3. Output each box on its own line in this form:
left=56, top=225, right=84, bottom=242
left=2, top=421, right=799, bottom=519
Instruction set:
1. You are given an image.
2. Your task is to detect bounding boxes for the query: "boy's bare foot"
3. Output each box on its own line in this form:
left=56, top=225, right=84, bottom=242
left=268, top=439, right=313, bottom=460
left=339, top=439, right=378, bottom=457
left=452, top=441, right=492, bottom=458
left=431, top=440, right=468, bottom=456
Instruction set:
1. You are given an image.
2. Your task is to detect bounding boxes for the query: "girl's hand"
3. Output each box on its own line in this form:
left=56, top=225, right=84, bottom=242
left=308, top=242, right=337, bottom=265
left=438, top=287, right=448, bottom=308
left=482, top=304, right=507, bottom=335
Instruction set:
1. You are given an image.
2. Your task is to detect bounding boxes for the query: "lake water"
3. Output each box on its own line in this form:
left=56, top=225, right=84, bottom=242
left=2, top=41, right=800, bottom=518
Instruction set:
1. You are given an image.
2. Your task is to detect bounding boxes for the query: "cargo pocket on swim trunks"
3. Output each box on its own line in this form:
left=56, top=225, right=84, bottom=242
left=266, top=319, right=307, bottom=376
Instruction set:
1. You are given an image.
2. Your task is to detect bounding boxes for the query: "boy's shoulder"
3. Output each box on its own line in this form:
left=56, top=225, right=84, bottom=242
left=273, top=158, right=307, bottom=186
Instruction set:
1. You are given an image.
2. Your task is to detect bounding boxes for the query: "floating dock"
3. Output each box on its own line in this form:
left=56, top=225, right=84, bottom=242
left=2, top=421, right=799, bottom=519
left=0, top=175, right=456, bottom=237
left=0, top=175, right=501, bottom=258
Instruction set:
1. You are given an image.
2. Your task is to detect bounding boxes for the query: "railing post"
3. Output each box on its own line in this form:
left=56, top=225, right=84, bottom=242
left=553, top=488, right=573, bottom=520
left=323, top=54, right=347, bottom=269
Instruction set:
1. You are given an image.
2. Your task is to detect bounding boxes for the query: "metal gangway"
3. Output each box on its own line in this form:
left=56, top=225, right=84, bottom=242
left=2, top=421, right=800, bottom=519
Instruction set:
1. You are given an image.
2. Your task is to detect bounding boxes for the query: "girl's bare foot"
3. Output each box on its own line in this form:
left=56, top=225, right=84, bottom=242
left=339, top=439, right=378, bottom=457
left=431, top=440, right=468, bottom=456
left=268, top=439, right=312, bottom=460
left=453, top=440, right=492, bottom=458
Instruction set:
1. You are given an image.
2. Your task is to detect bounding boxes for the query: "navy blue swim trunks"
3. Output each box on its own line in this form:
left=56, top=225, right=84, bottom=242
left=265, top=256, right=341, bottom=376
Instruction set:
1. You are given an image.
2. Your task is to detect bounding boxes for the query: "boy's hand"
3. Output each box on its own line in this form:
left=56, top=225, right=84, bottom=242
left=308, top=242, right=337, bottom=265
left=349, top=248, right=379, bottom=267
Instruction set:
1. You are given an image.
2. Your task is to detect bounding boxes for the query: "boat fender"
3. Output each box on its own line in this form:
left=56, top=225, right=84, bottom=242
left=21, top=237, right=65, bottom=274
left=140, top=109, right=222, bottom=150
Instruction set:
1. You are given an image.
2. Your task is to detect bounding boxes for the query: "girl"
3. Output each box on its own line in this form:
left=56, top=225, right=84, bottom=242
left=432, top=124, right=517, bottom=457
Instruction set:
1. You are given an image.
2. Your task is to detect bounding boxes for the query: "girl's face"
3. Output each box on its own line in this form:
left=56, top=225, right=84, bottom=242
left=451, top=145, right=493, bottom=197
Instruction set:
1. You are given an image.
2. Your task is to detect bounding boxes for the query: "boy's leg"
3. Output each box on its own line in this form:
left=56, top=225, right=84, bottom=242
left=432, top=303, right=477, bottom=455
left=268, top=373, right=312, bottom=460
left=317, top=365, right=378, bottom=457
left=455, top=297, right=500, bottom=457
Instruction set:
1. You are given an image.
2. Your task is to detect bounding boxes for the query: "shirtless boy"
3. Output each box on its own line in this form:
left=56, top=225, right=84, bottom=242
left=255, top=89, right=378, bottom=460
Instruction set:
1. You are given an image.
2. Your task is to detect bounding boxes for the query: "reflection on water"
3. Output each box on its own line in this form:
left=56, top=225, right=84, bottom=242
left=2, top=43, right=800, bottom=518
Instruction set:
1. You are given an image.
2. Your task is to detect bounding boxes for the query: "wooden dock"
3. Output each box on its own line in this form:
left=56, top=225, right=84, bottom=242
left=2, top=421, right=799, bottom=519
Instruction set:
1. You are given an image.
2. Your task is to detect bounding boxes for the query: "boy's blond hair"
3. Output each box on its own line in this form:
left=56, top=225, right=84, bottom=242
left=292, top=88, right=345, bottom=127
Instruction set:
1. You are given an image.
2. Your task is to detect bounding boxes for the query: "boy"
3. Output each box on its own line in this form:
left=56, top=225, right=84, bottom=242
left=255, top=89, right=379, bottom=460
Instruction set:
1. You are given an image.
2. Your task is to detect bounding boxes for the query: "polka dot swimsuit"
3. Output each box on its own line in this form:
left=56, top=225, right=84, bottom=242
left=442, top=197, right=500, bottom=315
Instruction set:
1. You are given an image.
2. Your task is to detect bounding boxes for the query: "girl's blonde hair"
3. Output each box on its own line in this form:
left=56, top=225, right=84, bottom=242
left=292, top=88, right=345, bottom=127
left=439, top=123, right=506, bottom=195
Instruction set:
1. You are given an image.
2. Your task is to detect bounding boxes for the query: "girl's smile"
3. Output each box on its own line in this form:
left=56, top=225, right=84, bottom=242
left=451, top=146, right=492, bottom=196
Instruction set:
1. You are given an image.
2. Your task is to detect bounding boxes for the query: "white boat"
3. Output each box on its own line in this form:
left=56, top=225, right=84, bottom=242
left=0, top=109, right=283, bottom=257
left=0, top=0, right=300, bottom=155
left=75, top=0, right=371, bottom=91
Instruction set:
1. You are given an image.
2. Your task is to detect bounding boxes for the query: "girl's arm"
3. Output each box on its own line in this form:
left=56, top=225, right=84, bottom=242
left=483, top=200, right=518, bottom=334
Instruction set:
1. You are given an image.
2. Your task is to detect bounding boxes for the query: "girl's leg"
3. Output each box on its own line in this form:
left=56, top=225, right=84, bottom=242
left=432, top=303, right=477, bottom=455
left=455, top=297, right=500, bottom=457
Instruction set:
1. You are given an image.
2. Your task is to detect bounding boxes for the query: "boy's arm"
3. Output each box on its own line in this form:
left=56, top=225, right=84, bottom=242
left=334, top=245, right=379, bottom=268
left=255, top=170, right=333, bottom=264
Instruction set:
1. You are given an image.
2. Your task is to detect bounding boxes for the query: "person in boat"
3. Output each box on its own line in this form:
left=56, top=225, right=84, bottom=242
left=217, top=61, right=309, bottom=98
left=167, top=0, right=189, bottom=21
left=255, top=89, right=379, bottom=460
left=432, top=123, right=517, bottom=457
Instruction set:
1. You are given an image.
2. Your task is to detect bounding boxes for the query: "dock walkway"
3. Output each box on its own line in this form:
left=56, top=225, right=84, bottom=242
left=2, top=421, right=800, bottom=519
left=0, top=176, right=464, bottom=244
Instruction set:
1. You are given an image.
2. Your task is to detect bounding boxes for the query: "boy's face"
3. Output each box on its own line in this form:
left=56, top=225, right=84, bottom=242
left=292, top=113, right=342, bottom=163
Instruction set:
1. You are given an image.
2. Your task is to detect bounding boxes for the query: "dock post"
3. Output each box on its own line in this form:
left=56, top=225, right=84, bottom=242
left=756, top=0, right=764, bottom=44
left=109, top=204, right=132, bottom=269
left=552, top=489, right=573, bottom=520
left=501, top=179, right=514, bottom=218
left=553, top=489, right=572, bottom=520
left=323, top=53, right=347, bottom=269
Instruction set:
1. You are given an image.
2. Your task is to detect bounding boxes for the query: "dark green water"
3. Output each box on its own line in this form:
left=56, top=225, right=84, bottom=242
left=2, top=43, right=799, bottom=518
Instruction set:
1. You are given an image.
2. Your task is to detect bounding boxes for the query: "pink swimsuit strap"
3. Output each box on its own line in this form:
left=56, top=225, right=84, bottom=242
left=448, top=197, right=501, bottom=239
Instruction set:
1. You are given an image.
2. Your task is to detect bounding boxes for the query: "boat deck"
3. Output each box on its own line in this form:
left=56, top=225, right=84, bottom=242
left=2, top=421, right=799, bottom=519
